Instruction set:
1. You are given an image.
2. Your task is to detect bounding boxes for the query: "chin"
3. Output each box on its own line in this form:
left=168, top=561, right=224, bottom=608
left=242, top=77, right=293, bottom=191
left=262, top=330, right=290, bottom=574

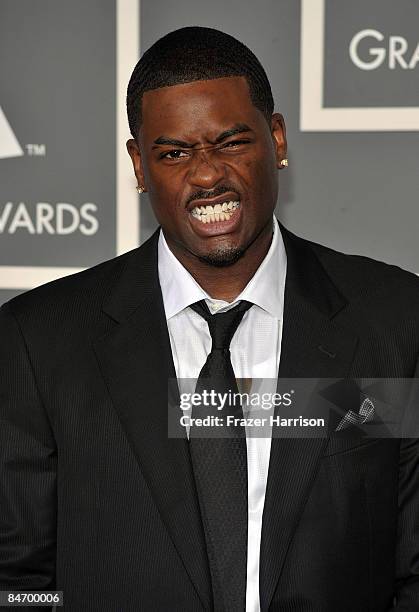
left=196, top=245, right=246, bottom=267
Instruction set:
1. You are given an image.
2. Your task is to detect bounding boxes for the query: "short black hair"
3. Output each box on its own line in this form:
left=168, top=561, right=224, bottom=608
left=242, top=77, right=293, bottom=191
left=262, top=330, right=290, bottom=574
left=126, top=26, right=275, bottom=141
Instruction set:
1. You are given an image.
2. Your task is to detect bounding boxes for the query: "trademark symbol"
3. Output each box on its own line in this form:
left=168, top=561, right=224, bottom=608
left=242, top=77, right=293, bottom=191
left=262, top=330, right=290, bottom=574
left=26, top=144, right=46, bottom=156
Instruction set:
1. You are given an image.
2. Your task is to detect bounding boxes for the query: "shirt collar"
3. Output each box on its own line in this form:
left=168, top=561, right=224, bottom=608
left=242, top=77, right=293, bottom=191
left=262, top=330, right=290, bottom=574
left=158, top=214, right=287, bottom=320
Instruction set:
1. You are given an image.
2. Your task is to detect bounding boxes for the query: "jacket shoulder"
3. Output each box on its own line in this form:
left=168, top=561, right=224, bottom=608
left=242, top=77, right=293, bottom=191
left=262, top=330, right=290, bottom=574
left=302, top=233, right=419, bottom=306
left=3, top=247, right=139, bottom=321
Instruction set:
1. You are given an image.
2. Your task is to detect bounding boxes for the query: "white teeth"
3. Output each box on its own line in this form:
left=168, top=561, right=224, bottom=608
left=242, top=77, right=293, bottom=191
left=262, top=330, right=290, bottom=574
left=191, top=200, right=240, bottom=222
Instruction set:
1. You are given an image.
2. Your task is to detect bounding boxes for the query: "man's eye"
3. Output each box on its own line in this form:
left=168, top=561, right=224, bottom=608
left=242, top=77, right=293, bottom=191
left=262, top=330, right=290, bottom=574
left=222, top=140, right=250, bottom=149
left=160, top=150, right=189, bottom=160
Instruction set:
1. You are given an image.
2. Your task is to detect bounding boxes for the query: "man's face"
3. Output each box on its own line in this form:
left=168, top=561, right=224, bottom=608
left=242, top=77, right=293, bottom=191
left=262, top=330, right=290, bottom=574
left=127, top=75, right=286, bottom=266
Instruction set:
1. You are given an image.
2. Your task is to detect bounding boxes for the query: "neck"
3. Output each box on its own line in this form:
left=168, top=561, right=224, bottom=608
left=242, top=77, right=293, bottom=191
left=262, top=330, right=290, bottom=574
left=166, top=218, right=274, bottom=302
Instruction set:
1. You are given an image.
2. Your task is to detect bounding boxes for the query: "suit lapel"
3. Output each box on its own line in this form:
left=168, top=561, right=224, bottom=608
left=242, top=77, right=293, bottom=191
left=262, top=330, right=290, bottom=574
left=259, top=223, right=359, bottom=611
left=93, top=231, right=212, bottom=611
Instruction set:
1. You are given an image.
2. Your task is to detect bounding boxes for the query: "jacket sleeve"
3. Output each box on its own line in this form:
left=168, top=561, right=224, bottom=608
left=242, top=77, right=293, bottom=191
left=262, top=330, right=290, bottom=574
left=389, top=358, right=419, bottom=610
left=0, top=302, right=57, bottom=611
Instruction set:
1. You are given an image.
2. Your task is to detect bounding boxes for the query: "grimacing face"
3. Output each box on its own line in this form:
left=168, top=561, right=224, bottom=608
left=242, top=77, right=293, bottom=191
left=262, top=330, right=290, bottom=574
left=126, top=75, right=287, bottom=267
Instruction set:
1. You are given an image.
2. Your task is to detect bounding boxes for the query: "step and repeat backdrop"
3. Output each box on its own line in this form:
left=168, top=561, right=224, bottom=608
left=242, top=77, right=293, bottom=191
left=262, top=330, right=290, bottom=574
left=1, top=0, right=418, bottom=306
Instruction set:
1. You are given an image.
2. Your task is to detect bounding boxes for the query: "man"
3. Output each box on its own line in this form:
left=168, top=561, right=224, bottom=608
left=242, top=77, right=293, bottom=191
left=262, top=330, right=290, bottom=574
left=1, top=26, right=418, bottom=611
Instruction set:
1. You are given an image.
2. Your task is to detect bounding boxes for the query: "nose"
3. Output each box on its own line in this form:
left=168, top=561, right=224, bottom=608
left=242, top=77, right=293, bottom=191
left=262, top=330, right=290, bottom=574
left=187, top=148, right=226, bottom=189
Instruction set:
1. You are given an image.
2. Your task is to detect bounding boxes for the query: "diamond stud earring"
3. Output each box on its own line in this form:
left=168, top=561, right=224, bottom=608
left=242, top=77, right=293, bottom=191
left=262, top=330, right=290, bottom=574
left=136, top=185, right=145, bottom=194
left=280, top=158, right=288, bottom=167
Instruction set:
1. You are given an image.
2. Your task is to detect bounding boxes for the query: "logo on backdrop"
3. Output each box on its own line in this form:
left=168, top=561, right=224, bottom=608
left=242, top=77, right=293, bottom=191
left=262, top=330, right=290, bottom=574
left=0, top=0, right=137, bottom=294
left=300, top=0, right=419, bottom=131
left=0, top=202, right=99, bottom=236
left=0, top=104, right=99, bottom=236
left=0, top=106, right=23, bottom=160
left=349, top=30, right=419, bottom=71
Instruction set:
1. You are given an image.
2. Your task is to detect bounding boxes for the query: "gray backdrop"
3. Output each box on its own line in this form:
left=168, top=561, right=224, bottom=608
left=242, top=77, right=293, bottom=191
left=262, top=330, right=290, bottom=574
left=1, top=0, right=418, bottom=306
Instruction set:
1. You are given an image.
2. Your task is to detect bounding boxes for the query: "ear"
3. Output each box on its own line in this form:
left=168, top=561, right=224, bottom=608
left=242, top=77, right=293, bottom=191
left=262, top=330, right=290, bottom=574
left=271, top=113, right=287, bottom=169
left=126, top=138, right=147, bottom=191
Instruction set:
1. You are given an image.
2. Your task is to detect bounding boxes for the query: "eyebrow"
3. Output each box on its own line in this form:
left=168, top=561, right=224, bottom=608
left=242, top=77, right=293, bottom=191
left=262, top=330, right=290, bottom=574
left=152, top=123, right=253, bottom=149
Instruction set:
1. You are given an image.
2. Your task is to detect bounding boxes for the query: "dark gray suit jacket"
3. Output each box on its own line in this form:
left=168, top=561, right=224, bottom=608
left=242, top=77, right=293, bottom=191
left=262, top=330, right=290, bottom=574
left=1, top=221, right=419, bottom=611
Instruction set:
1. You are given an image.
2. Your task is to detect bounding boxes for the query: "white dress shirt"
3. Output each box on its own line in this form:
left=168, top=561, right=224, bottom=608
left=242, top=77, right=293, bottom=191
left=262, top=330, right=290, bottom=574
left=158, top=215, right=287, bottom=612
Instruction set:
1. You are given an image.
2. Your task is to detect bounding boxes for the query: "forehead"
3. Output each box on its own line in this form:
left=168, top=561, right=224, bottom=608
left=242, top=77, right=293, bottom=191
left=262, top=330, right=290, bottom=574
left=140, top=76, right=265, bottom=140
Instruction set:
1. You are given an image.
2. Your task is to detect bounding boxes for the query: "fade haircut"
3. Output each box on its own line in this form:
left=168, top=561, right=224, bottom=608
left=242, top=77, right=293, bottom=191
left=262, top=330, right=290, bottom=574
left=126, top=26, right=275, bottom=141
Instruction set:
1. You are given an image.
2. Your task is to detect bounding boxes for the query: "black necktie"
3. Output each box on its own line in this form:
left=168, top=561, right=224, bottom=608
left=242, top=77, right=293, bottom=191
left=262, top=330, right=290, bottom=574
left=188, top=299, right=253, bottom=612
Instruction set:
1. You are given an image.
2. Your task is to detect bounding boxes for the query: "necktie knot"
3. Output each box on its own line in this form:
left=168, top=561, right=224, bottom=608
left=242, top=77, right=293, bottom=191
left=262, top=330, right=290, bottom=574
left=189, top=299, right=253, bottom=350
